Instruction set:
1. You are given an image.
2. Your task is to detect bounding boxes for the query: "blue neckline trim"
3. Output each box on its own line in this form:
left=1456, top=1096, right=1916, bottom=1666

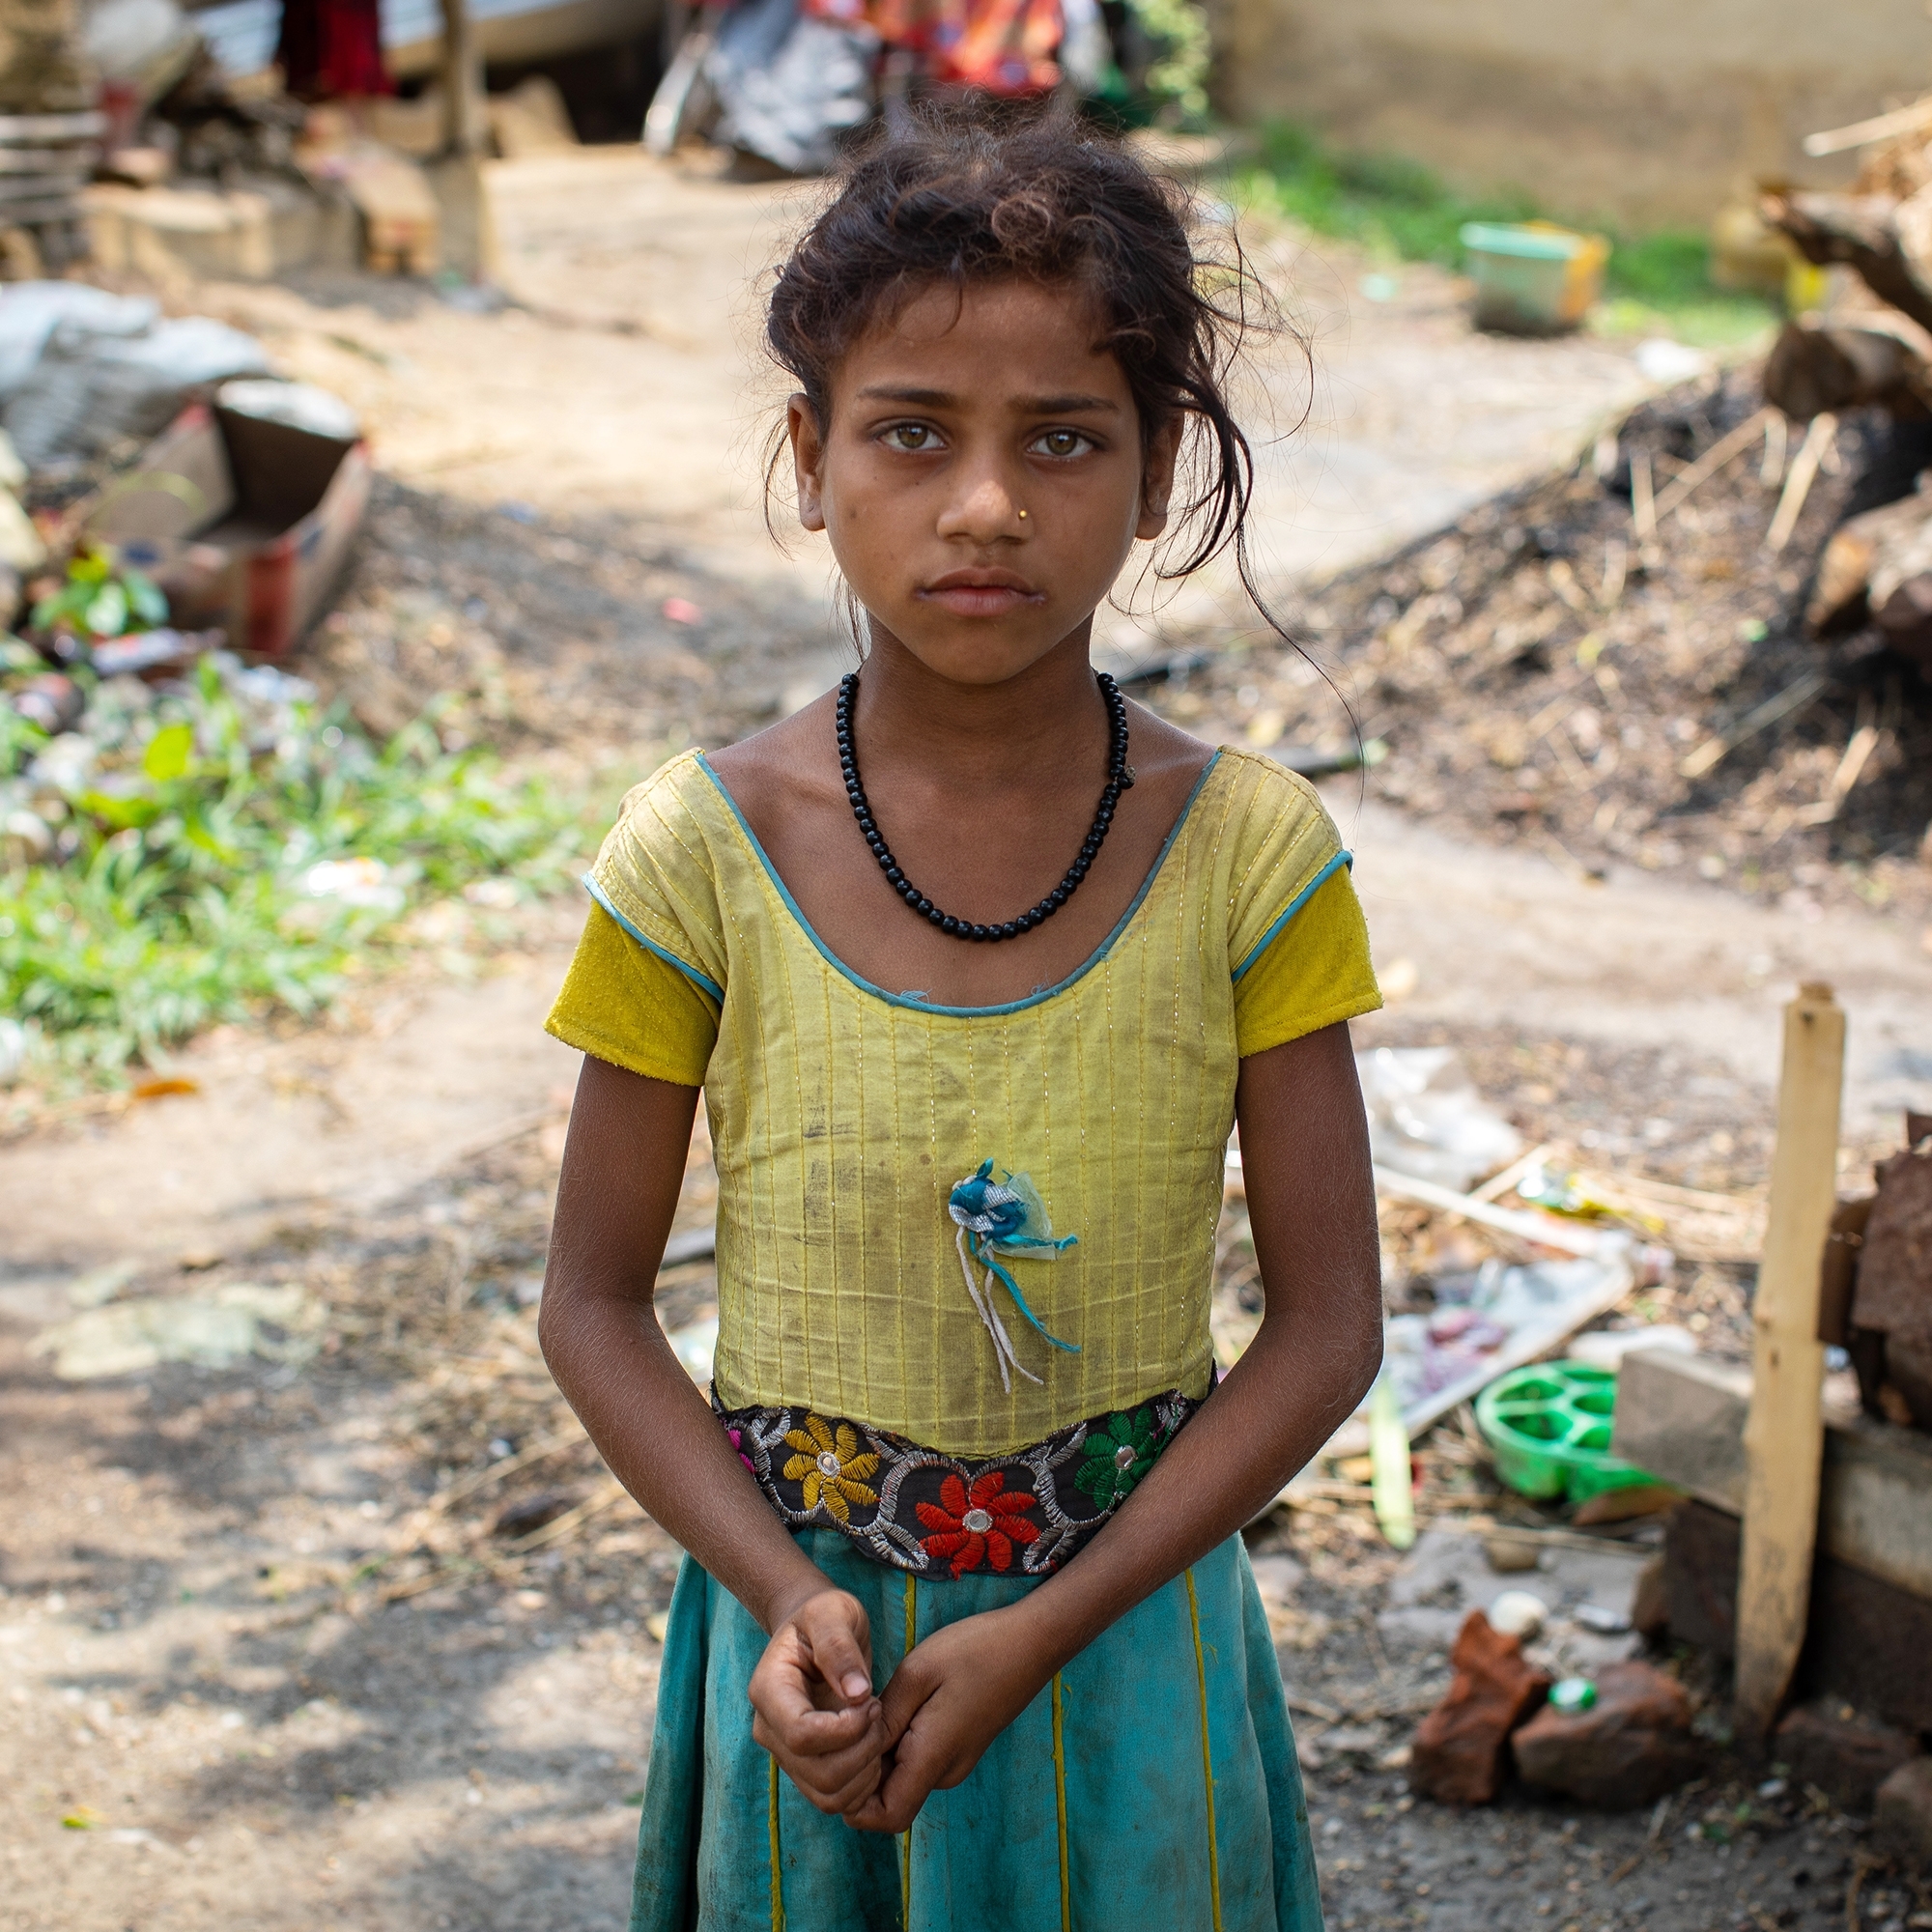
left=583, top=874, right=724, bottom=1002
left=694, top=750, right=1222, bottom=1019
left=1230, top=848, right=1353, bottom=982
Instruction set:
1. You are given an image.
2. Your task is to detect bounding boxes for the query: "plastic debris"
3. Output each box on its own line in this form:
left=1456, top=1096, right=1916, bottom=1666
left=29, top=1282, right=325, bottom=1378
left=1567, top=1323, right=1699, bottom=1370
left=1369, top=1376, right=1416, bottom=1550
left=1488, top=1589, right=1548, bottom=1639
left=1549, top=1676, right=1598, bottom=1714
left=1356, top=1047, right=1522, bottom=1193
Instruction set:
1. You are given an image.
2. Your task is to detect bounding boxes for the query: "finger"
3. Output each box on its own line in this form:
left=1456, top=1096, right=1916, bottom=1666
left=753, top=1707, right=891, bottom=1793
left=797, top=1602, right=875, bottom=1707
left=875, top=1655, right=939, bottom=1746
left=840, top=1757, right=931, bottom=1835
left=753, top=1693, right=890, bottom=1764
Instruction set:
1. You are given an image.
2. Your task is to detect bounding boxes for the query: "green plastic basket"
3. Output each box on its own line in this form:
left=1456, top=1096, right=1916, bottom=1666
left=1474, top=1360, right=1651, bottom=1503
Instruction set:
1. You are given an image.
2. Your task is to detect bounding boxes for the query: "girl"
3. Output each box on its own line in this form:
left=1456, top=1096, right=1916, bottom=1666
left=541, top=104, right=1384, bottom=1932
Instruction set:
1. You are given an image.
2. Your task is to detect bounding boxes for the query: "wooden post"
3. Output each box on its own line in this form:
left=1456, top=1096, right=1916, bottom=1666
left=1735, top=981, right=1845, bottom=1742
left=439, top=0, right=486, bottom=157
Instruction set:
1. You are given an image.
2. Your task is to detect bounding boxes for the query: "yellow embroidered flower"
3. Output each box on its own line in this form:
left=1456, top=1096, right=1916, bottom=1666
left=781, top=1414, right=880, bottom=1522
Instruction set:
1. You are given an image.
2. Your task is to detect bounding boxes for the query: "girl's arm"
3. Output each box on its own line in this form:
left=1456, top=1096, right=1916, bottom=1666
left=541, top=1057, right=893, bottom=1813
left=847, top=1019, right=1384, bottom=1833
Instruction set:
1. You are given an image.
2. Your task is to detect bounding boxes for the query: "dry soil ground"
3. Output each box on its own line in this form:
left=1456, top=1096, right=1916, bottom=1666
left=4, top=147, right=1932, bottom=1932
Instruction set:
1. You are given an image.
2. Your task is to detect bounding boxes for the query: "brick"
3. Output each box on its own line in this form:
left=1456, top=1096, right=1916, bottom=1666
left=1512, top=1661, right=1699, bottom=1810
left=1775, top=1702, right=1918, bottom=1811
left=1874, top=1757, right=1932, bottom=1867
left=1408, top=1610, right=1551, bottom=1807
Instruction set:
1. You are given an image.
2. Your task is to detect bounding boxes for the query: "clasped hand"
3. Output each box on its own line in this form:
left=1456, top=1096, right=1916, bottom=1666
left=747, top=1587, right=1049, bottom=1833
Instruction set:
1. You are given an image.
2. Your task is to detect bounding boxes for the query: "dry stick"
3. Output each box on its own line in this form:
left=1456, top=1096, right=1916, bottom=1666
left=1845, top=1852, right=1871, bottom=1932
left=1651, top=408, right=1776, bottom=524
left=502, top=1476, right=630, bottom=1553
left=1796, top=723, right=1884, bottom=826
left=1767, top=413, right=1838, bottom=553
left=1761, top=412, right=1788, bottom=488
left=1600, top=537, right=1628, bottom=611
left=1630, top=448, right=1657, bottom=541
left=1804, top=96, right=1932, bottom=156
left=1679, top=669, right=1830, bottom=780
left=429, top=1421, right=587, bottom=1513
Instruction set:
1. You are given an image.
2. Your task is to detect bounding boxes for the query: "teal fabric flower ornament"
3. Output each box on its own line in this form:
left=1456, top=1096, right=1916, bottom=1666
left=948, top=1160, right=1079, bottom=1392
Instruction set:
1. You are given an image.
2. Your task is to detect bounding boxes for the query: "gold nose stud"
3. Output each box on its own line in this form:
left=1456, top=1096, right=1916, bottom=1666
left=1018, top=509, right=1028, bottom=520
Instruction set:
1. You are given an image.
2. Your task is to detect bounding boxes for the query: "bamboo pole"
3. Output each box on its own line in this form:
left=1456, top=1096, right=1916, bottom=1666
left=1734, top=981, right=1845, bottom=1742
left=439, top=0, right=485, bottom=157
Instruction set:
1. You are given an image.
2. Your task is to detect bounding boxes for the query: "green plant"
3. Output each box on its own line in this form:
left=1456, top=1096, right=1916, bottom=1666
left=29, top=544, right=168, bottom=642
left=1127, top=0, right=1209, bottom=126
left=1233, top=123, right=1776, bottom=346
left=0, top=654, right=595, bottom=1080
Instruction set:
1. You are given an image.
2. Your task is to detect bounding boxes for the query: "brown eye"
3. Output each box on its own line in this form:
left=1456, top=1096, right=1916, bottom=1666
left=887, top=424, right=936, bottom=451
left=1033, top=429, right=1091, bottom=459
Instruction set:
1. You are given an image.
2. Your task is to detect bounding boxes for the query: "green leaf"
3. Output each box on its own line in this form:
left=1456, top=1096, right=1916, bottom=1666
left=123, top=568, right=168, bottom=627
left=82, top=581, right=128, bottom=639
left=143, top=723, right=194, bottom=782
left=76, top=787, right=159, bottom=833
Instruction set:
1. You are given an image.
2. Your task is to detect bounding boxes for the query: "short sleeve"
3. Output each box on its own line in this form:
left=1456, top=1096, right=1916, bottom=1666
left=542, top=752, right=731, bottom=1086
left=1218, top=749, right=1381, bottom=1057
left=1233, top=866, right=1381, bottom=1056
left=546, top=901, right=720, bottom=1086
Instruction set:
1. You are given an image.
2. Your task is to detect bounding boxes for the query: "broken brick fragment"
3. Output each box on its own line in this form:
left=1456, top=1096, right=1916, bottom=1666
left=1775, top=1702, right=1918, bottom=1811
left=1408, top=1609, right=1551, bottom=1806
left=1511, top=1660, right=1698, bottom=1809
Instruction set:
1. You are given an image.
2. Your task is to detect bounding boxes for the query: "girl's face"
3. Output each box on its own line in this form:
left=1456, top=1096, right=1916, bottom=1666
left=789, top=277, right=1179, bottom=687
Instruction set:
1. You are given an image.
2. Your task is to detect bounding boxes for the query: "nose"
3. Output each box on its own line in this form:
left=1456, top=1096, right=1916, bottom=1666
left=934, top=463, right=1026, bottom=544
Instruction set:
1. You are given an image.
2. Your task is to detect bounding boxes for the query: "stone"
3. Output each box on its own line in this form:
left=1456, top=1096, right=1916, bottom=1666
left=1511, top=1661, right=1699, bottom=1809
left=1874, top=1757, right=1932, bottom=1866
left=1775, top=1703, right=1918, bottom=1811
left=1632, top=1553, right=1669, bottom=1639
left=1408, top=1610, right=1552, bottom=1806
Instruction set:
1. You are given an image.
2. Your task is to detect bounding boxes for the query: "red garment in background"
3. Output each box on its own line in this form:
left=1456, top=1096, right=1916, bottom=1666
left=805, top=0, right=1062, bottom=94
left=276, top=0, right=392, bottom=100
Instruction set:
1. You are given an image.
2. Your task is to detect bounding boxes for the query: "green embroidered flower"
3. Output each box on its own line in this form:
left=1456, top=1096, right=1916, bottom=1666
left=1073, top=1406, right=1160, bottom=1509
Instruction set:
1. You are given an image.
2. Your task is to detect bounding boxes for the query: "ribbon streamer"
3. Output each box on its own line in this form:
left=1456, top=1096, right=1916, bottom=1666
left=948, top=1161, right=1080, bottom=1393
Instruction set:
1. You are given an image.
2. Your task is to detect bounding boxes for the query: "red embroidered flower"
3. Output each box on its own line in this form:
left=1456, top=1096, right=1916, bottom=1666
left=915, top=1470, right=1038, bottom=1577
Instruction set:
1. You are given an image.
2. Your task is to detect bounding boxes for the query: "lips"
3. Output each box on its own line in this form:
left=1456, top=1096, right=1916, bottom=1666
left=918, top=568, right=1044, bottom=617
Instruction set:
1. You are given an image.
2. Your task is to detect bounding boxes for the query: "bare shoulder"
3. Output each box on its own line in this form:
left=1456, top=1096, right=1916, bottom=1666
left=705, top=693, right=843, bottom=821
left=1120, top=695, right=1214, bottom=781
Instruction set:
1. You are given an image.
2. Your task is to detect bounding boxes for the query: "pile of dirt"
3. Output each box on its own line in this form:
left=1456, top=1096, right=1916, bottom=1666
left=1151, top=367, right=1932, bottom=923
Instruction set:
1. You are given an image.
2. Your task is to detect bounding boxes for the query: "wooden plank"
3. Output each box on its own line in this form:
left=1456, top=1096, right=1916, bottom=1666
left=0, top=145, right=98, bottom=173
left=0, top=111, right=107, bottom=142
left=1735, top=981, right=1845, bottom=1741
left=0, top=173, right=87, bottom=204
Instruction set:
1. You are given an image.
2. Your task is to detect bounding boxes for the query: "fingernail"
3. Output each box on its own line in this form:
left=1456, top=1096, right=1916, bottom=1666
left=842, top=1673, right=870, bottom=1699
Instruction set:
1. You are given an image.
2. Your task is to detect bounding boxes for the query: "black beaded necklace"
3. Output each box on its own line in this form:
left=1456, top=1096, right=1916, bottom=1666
left=836, top=669, right=1133, bottom=943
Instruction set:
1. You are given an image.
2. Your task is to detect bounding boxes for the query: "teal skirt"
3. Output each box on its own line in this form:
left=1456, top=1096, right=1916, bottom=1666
left=631, top=1531, right=1323, bottom=1932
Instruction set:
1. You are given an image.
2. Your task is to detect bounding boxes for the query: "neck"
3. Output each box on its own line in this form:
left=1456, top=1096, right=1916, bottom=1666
left=851, top=619, right=1108, bottom=790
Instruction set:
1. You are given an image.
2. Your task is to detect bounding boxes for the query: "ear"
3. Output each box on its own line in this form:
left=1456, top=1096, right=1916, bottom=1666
left=1136, top=414, right=1182, bottom=542
left=789, top=394, right=828, bottom=534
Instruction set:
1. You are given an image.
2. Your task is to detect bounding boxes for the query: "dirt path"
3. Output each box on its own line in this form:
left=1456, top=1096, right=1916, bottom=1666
left=3, top=151, right=1927, bottom=1931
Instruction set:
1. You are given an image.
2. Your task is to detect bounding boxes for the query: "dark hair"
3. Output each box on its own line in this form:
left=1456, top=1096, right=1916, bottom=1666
left=764, top=99, right=1305, bottom=604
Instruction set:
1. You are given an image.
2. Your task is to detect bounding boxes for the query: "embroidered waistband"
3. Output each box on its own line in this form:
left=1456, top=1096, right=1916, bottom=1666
left=713, top=1387, right=1202, bottom=1578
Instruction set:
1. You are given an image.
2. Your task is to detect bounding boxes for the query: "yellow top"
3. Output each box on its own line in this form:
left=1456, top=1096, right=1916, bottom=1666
left=547, top=747, right=1380, bottom=1456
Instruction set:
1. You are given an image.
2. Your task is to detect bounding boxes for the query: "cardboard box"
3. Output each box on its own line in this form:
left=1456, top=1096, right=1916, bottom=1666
left=89, top=397, right=371, bottom=659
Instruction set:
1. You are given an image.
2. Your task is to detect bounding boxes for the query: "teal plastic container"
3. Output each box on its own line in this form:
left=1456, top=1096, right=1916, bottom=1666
left=1459, top=221, right=1609, bottom=334
left=1474, top=1359, right=1651, bottom=1503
